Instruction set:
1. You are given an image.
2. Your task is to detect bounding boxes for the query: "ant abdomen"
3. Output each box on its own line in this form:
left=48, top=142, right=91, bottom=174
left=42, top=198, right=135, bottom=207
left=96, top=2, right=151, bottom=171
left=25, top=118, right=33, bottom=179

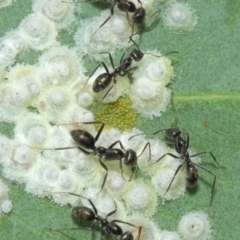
left=70, top=129, right=95, bottom=150
left=186, top=164, right=198, bottom=188
left=72, top=206, right=95, bottom=222
left=93, top=73, right=112, bottom=92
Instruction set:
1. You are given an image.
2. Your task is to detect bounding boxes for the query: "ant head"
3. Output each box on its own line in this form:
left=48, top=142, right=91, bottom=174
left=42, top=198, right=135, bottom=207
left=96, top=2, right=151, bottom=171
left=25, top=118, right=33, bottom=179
left=121, top=231, right=134, bottom=239
left=132, top=8, right=146, bottom=24
left=130, top=49, right=144, bottom=62
left=124, top=149, right=137, bottom=167
left=165, top=127, right=181, bottom=140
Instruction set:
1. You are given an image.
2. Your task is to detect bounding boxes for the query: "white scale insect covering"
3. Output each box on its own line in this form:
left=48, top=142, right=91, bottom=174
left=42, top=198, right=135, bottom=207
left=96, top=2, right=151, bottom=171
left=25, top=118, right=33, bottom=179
left=0, top=0, right=208, bottom=239
left=0, top=179, right=13, bottom=216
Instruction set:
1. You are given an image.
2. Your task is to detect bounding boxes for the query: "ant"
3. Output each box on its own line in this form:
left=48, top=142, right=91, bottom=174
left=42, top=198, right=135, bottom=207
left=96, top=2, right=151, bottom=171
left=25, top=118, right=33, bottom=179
left=50, top=192, right=142, bottom=239
left=129, top=98, right=225, bottom=206
left=31, top=121, right=151, bottom=194
left=84, top=40, right=178, bottom=102
left=77, top=0, right=160, bottom=41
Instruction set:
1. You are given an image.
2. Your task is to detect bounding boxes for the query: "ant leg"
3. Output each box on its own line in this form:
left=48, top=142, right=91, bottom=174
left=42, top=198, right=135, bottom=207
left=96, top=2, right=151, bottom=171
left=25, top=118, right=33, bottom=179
left=127, top=141, right=151, bottom=180
left=98, top=52, right=116, bottom=69
left=111, top=219, right=140, bottom=228
left=108, top=140, right=125, bottom=150
left=68, top=193, right=99, bottom=215
left=129, top=36, right=140, bottom=50
left=144, top=152, right=180, bottom=168
left=97, top=157, right=109, bottom=195
left=56, top=120, right=103, bottom=127
left=128, top=165, right=137, bottom=181
left=128, top=128, right=168, bottom=141
left=111, top=221, right=142, bottom=240
left=120, top=66, right=138, bottom=76
left=106, top=199, right=117, bottom=219
left=106, top=140, right=128, bottom=181
left=190, top=151, right=226, bottom=169
left=163, top=163, right=184, bottom=198
left=58, top=120, right=105, bottom=145
left=193, top=163, right=216, bottom=207
left=137, top=142, right=151, bottom=161
left=119, top=158, right=127, bottom=181
left=29, top=145, right=80, bottom=151
left=119, top=51, right=126, bottom=64
left=30, top=144, right=95, bottom=155
left=170, top=93, right=179, bottom=128
left=125, top=10, right=133, bottom=28
left=145, top=9, right=161, bottom=31
left=90, top=3, right=115, bottom=42
left=45, top=191, right=99, bottom=215
left=129, top=9, right=160, bottom=40
left=99, top=80, right=116, bottom=103
left=94, top=122, right=105, bottom=143
left=84, top=62, right=109, bottom=88
left=186, top=133, right=189, bottom=149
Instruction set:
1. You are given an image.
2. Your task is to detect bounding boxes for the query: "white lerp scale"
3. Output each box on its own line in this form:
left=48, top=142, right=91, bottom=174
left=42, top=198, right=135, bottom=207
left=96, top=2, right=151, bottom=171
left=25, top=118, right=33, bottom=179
left=0, top=0, right=203, bottom=238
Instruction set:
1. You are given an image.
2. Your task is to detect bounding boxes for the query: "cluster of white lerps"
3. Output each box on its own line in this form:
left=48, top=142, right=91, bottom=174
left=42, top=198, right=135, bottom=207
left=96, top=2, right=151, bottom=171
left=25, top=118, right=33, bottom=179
left=0, top=0, right=212, bottom=239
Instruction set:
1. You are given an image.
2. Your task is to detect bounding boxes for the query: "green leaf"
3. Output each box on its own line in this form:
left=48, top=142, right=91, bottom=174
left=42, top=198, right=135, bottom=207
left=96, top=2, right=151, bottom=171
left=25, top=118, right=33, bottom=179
left=0, top=0, right=239, bottom=239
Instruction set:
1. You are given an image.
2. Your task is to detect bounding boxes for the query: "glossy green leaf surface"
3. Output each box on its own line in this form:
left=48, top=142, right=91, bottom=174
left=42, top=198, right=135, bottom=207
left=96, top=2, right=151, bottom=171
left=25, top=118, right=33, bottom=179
left=0, top=0, right=239, bottom=239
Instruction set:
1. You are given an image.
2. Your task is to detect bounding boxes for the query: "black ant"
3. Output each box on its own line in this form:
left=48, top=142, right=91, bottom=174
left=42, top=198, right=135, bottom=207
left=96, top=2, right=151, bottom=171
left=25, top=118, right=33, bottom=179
left=50, top=192, right=142, bottom=239
left=129, top=99, right=225, bottom=206
left=88, top=0, right=160, bottom=41
left=84, top=41, right=178, bottom=102
left=31, top=121, right=151, bottom=194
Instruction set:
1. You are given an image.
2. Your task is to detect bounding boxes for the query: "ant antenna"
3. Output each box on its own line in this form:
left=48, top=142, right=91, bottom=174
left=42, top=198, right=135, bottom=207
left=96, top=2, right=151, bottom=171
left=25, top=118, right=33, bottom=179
left=129, top=37, right=179, bottom=58
left=170, top=93, right=178, bottom=128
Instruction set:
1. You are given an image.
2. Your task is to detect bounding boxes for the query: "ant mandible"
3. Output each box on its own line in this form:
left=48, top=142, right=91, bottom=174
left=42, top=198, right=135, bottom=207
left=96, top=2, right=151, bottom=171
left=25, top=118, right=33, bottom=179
left=84, top=40, right=178, bottom=102
left=50, top=192, right=142, bottom=239
left=129, top=98, right=225, bottom=206
left=31, top=121, right=151, bottom=195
